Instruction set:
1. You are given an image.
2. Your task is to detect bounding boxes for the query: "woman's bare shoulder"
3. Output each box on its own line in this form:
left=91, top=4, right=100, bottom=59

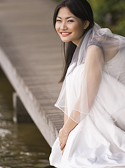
left=86, top=44, right=104, bottom=62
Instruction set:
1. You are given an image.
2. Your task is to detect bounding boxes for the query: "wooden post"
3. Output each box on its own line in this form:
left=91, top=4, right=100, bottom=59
left=13, top=92, right=33, bottom=123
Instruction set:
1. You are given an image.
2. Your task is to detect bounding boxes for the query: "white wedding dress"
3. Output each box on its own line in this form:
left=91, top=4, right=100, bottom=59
left=49, top=47, right=125, bottom=168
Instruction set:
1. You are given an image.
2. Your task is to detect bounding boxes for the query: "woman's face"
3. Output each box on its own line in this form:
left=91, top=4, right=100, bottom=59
left=55, top=7, right=86, bottom=46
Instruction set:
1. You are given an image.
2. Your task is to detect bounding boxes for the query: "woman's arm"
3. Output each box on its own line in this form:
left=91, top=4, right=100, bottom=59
left=59, top=45, right=104, bottom=151
left=59, top=117, right=78, bottom=151
left=64, top=113, right=68, bottom=124
left=85, top=45, right=104, bottom=108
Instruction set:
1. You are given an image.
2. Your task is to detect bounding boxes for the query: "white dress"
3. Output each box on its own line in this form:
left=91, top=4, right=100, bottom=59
left=49, top=48, right=125, bottom=168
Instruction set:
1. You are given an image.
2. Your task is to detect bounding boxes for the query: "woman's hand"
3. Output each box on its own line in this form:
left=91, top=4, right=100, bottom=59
left=59, top=127, right=69, bottom=151
left=59, top=116, right=78, bottom=154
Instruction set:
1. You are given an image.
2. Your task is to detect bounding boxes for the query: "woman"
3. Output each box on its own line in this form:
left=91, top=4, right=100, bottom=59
left=49, top=0, right=125, bottom=167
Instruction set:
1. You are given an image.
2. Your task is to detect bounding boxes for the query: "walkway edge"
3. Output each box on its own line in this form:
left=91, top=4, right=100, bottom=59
left=0, top=47, right=58, bottom=147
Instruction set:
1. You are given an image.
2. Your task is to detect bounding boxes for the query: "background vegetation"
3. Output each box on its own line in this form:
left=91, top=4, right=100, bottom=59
left=56, top=0, right=125, bottom=36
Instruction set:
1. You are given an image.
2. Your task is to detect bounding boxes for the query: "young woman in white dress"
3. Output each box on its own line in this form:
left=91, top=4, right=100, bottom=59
left=49, top=0, right=125, bottom=167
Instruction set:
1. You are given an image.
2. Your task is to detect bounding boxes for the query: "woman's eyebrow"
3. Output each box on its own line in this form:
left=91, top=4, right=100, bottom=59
left=66, top=16, right=75, bottom=19
left=57, top=16, right=61, bottom=19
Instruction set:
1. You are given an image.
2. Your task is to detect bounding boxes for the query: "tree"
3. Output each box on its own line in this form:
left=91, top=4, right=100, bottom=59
left=88, top=0, right=125, bottom=36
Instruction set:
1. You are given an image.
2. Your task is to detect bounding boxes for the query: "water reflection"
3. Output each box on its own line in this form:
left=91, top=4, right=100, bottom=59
left=0, top=68, right=51, bottom=168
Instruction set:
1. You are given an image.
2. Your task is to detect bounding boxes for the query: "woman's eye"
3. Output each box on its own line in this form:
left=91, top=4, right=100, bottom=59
left=68, top=20, right=74, bottom=22
left=56, top=19, right=61, bottom=22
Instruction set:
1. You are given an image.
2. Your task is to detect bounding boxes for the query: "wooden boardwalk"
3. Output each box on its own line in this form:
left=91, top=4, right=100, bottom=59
left=0, top=0, right=64, bottom=147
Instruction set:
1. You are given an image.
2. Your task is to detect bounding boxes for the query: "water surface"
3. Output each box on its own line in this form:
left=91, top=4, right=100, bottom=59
left=0, top=68, right=51, bottom=168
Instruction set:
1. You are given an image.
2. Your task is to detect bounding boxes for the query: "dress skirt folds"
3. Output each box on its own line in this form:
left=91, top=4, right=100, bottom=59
left=49, top=61, right=125, bottom=168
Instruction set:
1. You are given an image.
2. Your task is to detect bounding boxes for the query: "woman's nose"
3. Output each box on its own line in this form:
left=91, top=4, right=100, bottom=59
left=60, top=22, right=67, bottom=30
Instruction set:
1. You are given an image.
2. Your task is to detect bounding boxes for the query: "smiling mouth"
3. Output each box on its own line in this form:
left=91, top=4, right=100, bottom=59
left=60, top=32, right=71, bottom=37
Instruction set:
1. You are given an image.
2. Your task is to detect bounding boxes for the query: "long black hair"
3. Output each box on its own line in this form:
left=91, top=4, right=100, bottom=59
left=53, top=0, right=94, bottom=83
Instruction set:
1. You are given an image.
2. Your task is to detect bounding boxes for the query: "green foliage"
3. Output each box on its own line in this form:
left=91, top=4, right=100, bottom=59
left=88, top=0, right=125, bottom=36
left=56, top=0, right=125, bottom=36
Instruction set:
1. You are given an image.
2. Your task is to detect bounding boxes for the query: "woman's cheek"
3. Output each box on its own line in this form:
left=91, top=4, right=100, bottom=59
left=55, top=23, right=60, bottom=31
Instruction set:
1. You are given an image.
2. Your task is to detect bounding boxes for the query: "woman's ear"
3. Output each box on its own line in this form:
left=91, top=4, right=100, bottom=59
left=84, top=20, right=90, bottom=29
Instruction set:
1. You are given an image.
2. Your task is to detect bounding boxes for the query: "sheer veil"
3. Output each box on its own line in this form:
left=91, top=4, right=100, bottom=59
left=55, top=23, right=125, bottom=124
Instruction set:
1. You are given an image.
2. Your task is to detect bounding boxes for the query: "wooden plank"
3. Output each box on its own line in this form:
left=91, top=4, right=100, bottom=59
left=0, top=0, right=64, bottom=147
left=0, top=48, right=59, bottom=146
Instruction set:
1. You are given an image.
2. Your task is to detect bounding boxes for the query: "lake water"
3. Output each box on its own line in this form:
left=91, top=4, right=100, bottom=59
left=0, top=68, right=52, bottom=168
